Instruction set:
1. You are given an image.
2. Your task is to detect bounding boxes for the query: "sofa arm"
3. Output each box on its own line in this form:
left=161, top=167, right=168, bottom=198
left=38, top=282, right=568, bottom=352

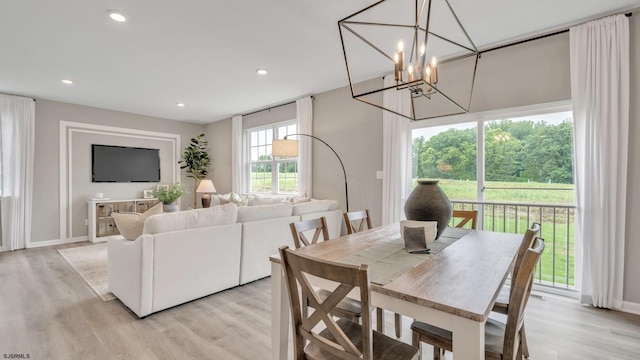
left=108, top=234, right=154, bottom=317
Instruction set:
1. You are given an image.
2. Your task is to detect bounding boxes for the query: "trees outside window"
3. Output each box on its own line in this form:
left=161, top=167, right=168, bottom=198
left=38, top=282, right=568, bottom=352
left=411, top=110, right=574, bottom=205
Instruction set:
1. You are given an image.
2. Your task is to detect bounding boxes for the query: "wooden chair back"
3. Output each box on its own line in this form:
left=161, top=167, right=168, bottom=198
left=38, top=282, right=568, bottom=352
left=512, top=222, right=541, bottom=282
left=503, top=237, right=545, bottom=360
left=279, top=246, right=374, bottom=360
left=344, top=209, right=373, bottom=234
left=289, top=217, right=329, bottom=249
left=451, top=210, right=478, bottom=229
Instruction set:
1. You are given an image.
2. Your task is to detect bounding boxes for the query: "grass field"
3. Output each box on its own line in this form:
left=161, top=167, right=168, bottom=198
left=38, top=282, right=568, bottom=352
left=439, top=179, right=577, bottom=287
left=250, top=172, right=298, bottom=193
left=434, top=179, right=575, bottom=205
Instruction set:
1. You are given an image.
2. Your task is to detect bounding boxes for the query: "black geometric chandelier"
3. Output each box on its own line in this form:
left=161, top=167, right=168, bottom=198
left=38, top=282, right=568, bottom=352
left=338, top=0, right=479, bottom=120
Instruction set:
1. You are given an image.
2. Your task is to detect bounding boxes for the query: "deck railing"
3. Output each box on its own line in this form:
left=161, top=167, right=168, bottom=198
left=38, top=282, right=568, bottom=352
left=449, top=200, right=577, bottom=290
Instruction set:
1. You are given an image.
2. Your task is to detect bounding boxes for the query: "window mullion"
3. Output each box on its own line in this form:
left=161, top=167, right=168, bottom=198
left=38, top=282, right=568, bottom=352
left=272, top=159, right=278, bottom=194
left=476, top=115, right=485, bottom=230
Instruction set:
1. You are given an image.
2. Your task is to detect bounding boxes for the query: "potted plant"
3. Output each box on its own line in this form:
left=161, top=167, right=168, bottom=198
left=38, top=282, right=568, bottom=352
left=179, top=133, right=211, bottom=209
left=153, top=183, right=188, bottom=212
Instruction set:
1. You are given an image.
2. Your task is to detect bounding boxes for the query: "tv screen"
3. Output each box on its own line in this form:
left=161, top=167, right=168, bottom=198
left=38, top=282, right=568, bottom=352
left=92, top=144, right=161, bottom=182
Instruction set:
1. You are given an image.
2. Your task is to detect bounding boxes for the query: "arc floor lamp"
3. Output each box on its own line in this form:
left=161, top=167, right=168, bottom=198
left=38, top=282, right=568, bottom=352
left=272, top=134, right=349, bottom=212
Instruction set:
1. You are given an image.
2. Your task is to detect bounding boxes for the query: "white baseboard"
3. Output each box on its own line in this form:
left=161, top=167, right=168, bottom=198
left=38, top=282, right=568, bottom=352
left=620, top=301, right=640, bottom=316
left=27, top=236, right=89, bottom=248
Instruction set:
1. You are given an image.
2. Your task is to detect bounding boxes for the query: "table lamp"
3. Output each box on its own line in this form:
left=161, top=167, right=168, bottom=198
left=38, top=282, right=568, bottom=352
left=196, top=179, right=217, bottom=208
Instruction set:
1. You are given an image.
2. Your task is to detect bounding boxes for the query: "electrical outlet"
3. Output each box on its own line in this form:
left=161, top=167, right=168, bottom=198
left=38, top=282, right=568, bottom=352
left=85, top=219, right=88, bottom=226
left=376, top=171, right=384, bottom=180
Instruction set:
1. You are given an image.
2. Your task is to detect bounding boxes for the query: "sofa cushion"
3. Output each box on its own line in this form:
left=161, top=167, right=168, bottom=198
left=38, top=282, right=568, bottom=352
left=292, top=199, right=338, bottom=216
left=143, top=203, right=238, bottom=234
left=250, top=194, right=288, bottom=206
left=111, top=202, right=163, bottom=240
left=237, top=203, right=293, bottom=223
left=293, top=197, right=311, bottom=204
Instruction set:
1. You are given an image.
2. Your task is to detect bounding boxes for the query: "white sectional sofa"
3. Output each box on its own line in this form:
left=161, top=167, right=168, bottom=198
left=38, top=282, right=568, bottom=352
left=108, top=199, right=342, bottom=318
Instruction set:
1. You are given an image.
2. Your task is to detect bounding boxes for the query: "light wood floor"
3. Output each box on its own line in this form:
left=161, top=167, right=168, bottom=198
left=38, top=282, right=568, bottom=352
left=1, top=243, right=639, bottom=360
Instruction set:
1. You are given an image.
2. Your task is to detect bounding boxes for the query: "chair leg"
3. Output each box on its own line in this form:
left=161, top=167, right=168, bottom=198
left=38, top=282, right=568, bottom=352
left=517, top=340, right=524, bottom=360
left=521, top=323, right=529, bottom=358
left=433, top=346, right=441, bottom=360
left=395, top=313, right=402, bottom=338
left=376, top=307, right=385, bottom=333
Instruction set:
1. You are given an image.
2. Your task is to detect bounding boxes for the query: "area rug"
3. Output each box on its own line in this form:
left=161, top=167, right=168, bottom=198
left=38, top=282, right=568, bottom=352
left=58, top=243, right=115, bottom=301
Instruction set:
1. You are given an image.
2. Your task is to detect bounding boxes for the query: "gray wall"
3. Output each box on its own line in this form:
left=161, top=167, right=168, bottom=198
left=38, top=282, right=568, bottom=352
left=205, top=118, right=233, bottom=194
left=32, top=99, right=203, bottom=243
left=313, top=79, right=384, bottom=224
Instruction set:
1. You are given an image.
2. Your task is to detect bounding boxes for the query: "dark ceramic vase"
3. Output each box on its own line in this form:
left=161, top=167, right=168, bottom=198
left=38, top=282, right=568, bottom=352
left=404, top=180, right=452, bottom=239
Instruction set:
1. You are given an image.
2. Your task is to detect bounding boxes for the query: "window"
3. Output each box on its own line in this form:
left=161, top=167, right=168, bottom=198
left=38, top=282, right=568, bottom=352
left=482, top=112, right=574, bottom=204
left=246, top=122, right=298, bottom=194
left=411, top=104, right=577, bottom=288
left=411, top=107, right=574, bottom=205
left=412, top=121, right=477, bottom=201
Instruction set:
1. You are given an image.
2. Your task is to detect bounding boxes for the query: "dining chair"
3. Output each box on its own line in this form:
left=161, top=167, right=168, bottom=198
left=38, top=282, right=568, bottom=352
left=344, top=209, right=373, bottom=234
left=491, top=222, right=541, bottom=358
left=279, top=245, right=420, bottom=360
left=411, top=237, right=545, bottom=360
left=451, top=209, right=478, bottom=229
left=289, top=217, right=330, bottom=249
left=290, top=217, right=362, bottom=323
left=344, top=209, right=403, bottom=338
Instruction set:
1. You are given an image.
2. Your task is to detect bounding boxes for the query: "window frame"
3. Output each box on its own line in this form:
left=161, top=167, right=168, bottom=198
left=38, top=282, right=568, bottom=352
left=244, top=120, right=299, bottom=194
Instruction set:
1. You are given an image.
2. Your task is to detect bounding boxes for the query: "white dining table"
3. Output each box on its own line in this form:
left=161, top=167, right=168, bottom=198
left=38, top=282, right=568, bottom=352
left=269, top=223, right=522, bottom=360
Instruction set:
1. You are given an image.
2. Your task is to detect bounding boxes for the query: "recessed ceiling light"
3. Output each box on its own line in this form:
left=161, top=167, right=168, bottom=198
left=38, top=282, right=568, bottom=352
left=256, top=69, right=268, bottom=75
left=61, top=79, right=73, bottom=84
left=107, top=10, right=127, bottom=22
left=176, top=103, right=185, bottom=107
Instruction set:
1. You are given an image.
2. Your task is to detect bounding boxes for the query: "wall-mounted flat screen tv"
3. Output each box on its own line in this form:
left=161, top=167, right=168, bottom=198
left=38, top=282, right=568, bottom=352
left=92, top=144, right=161, bottom=182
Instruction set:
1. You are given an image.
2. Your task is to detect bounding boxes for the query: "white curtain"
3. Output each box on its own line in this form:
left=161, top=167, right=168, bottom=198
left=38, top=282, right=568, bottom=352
left=570, top=14, right=629, bottom=309
left=0, top=94, right=35, bottom=251
left=381, top=75, right=412, bottom=225
left=297, top=97, right=313, bottom=198
left=231, top=115, right=244, bottom=193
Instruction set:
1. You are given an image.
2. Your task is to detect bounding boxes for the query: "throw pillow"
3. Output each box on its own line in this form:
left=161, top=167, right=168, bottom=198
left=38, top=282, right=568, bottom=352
left=229, top=192, right=249, bottom=206
left=111, top=202, right=163, bottom=241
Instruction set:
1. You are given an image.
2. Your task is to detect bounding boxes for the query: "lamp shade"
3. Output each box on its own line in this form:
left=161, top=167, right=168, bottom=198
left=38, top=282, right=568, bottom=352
left=272, top=139, right=299, bottom=157
left=196, top=179, right=216, bottom=193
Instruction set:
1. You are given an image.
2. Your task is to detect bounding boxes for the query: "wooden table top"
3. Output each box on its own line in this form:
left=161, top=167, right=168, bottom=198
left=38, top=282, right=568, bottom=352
left=271, top=223, right=522, bottom=322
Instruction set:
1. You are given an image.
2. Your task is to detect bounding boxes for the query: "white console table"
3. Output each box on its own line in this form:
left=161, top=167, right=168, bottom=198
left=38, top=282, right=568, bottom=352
left=87, top=198, right=159, bottom=242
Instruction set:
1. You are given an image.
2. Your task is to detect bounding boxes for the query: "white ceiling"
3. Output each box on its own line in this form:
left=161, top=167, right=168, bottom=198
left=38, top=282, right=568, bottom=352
left=1, top=0, right=638, bottom=123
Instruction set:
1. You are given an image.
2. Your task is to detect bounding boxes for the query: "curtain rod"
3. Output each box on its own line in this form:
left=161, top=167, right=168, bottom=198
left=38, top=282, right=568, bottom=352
left=241, top=96, right=315, bottom=117
left=0, top=92, right=36, bottom=101
left=480, top=12, right=633, bottom=55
